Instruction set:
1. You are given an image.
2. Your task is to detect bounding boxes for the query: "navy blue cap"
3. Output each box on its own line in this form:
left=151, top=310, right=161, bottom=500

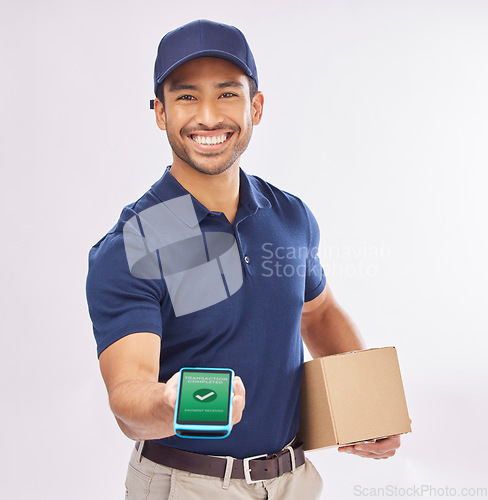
left=153, top=19, right=258, bottom=96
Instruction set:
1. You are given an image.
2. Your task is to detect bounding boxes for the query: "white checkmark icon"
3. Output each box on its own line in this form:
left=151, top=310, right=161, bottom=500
left=195, top=391, right=215, bottom=401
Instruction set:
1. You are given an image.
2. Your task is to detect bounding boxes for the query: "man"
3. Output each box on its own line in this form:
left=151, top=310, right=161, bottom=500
left=86, top=19, right=401, bottom=499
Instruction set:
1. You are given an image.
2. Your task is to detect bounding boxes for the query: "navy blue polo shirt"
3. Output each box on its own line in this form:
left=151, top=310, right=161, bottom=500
left=86, top=166, right=326, bottom=459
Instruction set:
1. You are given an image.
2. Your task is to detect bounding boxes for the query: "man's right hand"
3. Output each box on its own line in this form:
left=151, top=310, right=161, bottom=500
left=99, top=332, right=246, bottom=441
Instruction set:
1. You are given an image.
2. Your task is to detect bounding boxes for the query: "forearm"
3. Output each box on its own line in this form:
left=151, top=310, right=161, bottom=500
left=109, top=379, right=175, bottom=441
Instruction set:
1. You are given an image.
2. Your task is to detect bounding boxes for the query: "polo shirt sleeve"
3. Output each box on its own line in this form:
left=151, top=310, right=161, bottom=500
left=302, top=201, right=326, bottom=302
left=86, top=229, right=164, bottom=358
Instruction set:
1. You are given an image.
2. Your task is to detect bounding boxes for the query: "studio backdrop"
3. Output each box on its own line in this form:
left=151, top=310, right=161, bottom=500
left=1, top=1, right=487, bottom=498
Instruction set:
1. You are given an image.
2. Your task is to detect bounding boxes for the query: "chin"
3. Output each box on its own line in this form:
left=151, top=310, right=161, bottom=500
left=187, top=156, right=237, bottom=176
left=192, top=164, right=233, bottom=176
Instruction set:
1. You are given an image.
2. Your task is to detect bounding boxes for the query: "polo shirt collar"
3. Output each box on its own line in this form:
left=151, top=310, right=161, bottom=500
left=238, top=167, right=272, bottom=216
left=150, top=166, right=271, bottom=228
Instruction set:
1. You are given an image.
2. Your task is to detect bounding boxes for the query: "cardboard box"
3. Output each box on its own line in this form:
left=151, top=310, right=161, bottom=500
left=298, top=347, right=411, bottom=451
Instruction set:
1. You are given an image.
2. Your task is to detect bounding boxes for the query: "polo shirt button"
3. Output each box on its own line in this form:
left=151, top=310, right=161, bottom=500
left=244, top=255, right=250, bottom=264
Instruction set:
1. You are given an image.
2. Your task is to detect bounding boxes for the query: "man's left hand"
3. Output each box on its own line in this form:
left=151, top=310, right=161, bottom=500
left=338, top=434, right=401, bottom=459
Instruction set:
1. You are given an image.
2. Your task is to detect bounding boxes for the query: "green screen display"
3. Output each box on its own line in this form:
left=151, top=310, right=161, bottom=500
left=177, top=369, right=231, bottom=425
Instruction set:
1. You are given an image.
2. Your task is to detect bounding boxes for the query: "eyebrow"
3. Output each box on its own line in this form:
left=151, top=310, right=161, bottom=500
left=216, top=81, right=244, bottom=89
left=168, top=83, right=198, bottom=92
left=168, top=81, right=244, bottom=92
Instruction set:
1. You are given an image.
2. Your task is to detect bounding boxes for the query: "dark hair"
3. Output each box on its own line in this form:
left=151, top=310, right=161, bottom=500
left=156, top=75, right=258, bottom=108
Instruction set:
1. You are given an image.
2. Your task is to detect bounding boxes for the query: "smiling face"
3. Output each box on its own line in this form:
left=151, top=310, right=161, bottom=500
left=154, top=57, right=263, bottom=176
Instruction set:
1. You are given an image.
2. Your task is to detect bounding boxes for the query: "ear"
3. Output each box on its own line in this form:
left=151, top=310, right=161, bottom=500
left=154, top=98, right=167, bottom=130
left=251, top=91, right=264, bottom=125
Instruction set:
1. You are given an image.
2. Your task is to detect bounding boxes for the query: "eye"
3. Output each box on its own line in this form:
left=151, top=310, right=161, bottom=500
left=220, top=92, right=238, bottom=98
left=176, top=95, right=196, bottom=101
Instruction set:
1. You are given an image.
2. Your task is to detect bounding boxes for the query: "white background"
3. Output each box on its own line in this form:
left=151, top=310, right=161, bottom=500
left=2, top=0, right=487, bottom=498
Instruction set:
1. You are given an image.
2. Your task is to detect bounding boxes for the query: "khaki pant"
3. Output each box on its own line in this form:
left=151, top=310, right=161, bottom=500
left=125, top=443, right=323, bottom=499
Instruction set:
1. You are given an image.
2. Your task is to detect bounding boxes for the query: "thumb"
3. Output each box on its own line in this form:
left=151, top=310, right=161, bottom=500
left=164, top=372, right=180, bottom=409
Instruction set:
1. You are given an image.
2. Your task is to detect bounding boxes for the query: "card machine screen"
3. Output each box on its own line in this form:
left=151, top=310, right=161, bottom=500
left=176, top=369, right=232, bottom=426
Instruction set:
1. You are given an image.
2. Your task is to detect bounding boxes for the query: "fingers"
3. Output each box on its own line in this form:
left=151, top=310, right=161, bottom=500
left=338, top=434, right=401, bottom=460
left=338, top=447, right=397, bottom=459
left=354, top=434, right=401, bottom=454
left=231, top=376, right=246, bottom=426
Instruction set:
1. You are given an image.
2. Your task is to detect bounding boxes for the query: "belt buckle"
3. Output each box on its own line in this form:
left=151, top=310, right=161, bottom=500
left=243, top=453, right=268, bottom=484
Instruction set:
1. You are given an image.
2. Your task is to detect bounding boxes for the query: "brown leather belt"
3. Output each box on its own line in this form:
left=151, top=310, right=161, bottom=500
left=136, top=439, right=305, bottom=484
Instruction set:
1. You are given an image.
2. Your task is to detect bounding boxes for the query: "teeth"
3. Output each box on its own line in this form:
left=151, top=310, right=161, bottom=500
left=192, top=134, right=228, bottom=145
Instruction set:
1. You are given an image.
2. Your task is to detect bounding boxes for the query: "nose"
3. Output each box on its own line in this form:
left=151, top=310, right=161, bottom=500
left=194, top=97, right=224, bottom=128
